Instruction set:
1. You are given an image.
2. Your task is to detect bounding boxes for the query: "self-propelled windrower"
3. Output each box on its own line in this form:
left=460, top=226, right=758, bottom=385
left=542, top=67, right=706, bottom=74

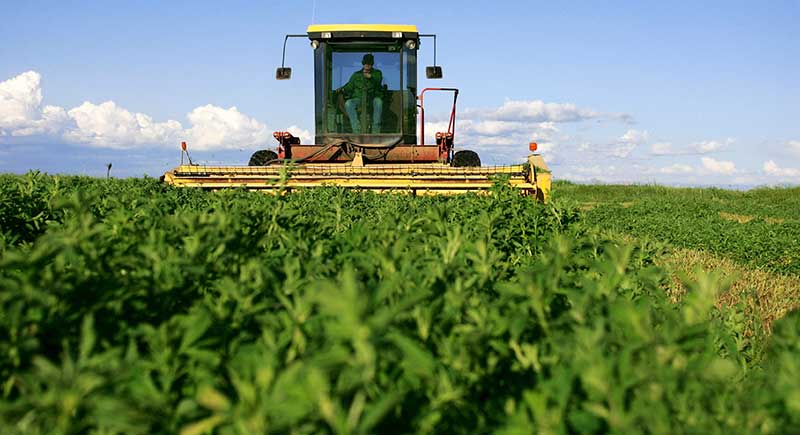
left=163, top=24, right=550, bottom=201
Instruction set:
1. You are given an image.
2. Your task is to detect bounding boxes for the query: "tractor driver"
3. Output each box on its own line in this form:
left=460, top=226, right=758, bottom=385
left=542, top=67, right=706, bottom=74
left=339, top=53, right=384, bottom=134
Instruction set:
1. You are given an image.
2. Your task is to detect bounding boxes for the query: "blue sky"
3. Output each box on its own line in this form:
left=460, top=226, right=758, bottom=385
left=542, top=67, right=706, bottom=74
left=1, top=0, right=799, bottom=185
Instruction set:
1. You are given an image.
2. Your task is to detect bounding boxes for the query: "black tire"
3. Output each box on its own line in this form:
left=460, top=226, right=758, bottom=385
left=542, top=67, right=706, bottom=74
left=248, top=150, right=279, bottom=166
left=451, top=150, right=481, bottom=167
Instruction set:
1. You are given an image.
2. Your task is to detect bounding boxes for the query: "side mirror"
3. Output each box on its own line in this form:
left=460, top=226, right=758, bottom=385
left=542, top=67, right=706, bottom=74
left=426, top=66, right=443, bottom=79
left=276, top=67, right=292, bottom=80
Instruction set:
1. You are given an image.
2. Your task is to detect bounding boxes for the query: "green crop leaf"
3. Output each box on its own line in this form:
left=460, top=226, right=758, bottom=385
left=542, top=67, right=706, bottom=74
left=78, top=314, right=96, bottom=363
left=388, top=332, right=436, bottom=382
left=180, top=414, right=226, bottom=435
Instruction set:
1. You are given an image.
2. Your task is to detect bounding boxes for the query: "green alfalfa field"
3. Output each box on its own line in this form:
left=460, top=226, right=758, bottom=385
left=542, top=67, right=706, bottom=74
left=1, top=173, right=799, bottom=434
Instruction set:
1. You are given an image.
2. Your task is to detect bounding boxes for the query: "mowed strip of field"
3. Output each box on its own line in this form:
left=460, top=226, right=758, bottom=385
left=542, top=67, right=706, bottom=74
left=555, top=182, right=800, bottom=329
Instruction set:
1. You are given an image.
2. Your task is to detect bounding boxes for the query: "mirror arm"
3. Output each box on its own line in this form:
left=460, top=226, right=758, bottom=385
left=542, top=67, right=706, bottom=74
left=281, top=34, right=307, bottom=68
left=419, top=34, right=437, bottom=66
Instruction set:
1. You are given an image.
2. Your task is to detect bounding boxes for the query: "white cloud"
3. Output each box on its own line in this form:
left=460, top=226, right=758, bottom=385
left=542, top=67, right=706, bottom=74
left=788, top=140, right=800, bottom=155
left=620, top=129, right=649, bottom=144
left=692, top=138, right=733, bottom=154
left=649, top=138, right=736, bottom=156
left=701, top=157, right=736, bottom=175
left=0, top=70, right=278, bottom=150
left=64, top=101, right=183, bottom=148
left=0, top=71, right=69, bottom=136
left=610, top=144, right=636, bottom=158
left=468, top=120, right=529, bottom=136
left=610, top=129, right=648, bottom=158
left=0, top=71, right=43, bottom=129
left=184, top=105, right=269, bottom=150
left=659, top=163, right=694, bottom=174
left=459, top=120, right=558, bottom=140
left=650, top=142, right=674, bottom=155
left=763, top=160, right=800, bottom=178
left=462, top=99, right=602, bottom=123
left=11, top=105, right=70, bottom=137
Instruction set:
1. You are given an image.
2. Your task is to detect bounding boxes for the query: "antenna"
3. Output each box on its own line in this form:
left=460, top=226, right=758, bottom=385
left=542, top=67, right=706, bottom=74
left=311, top=0, right=317, bottom=24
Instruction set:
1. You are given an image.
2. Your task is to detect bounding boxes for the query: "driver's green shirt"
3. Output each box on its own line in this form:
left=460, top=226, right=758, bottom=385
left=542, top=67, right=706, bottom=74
left=342, top=69, right=383, bottom=100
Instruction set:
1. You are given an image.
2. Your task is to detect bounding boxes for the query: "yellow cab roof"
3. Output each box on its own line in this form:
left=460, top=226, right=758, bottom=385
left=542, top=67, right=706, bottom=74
left=306, top=24, right=418, bottom=33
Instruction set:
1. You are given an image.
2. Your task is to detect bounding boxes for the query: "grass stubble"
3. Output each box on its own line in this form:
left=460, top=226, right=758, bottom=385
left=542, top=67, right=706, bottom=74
left=560, top=180, right=800, bottom=332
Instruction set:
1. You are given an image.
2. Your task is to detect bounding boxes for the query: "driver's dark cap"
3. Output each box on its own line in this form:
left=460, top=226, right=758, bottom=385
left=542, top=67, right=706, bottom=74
left=362, top=54, right=374, bottom=65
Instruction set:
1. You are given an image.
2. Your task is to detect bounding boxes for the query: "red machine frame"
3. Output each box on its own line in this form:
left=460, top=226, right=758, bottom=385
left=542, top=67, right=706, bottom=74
left=272, top=87, right=460, bottom=164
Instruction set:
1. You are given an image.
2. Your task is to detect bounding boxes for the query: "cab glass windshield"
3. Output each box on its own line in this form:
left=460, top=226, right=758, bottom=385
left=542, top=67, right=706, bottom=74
left=325, top=45, right=403, bottom=136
